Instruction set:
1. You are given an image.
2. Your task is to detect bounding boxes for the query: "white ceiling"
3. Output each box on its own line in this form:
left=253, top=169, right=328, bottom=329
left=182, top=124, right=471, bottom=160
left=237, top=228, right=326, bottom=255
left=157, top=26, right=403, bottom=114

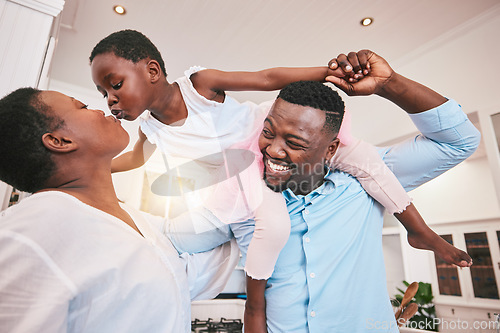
left=48, top=0, right=500, bottom=144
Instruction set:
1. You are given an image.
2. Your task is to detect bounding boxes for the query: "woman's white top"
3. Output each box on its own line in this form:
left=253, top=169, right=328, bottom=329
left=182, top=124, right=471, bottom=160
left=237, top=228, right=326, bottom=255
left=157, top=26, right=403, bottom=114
left=0, top=191, right=239, bottom=333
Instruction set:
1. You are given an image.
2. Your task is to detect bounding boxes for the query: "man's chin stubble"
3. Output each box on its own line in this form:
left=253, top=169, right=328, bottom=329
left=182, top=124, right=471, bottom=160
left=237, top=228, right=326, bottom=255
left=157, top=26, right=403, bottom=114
left=264, top=178, right=285, bottom=193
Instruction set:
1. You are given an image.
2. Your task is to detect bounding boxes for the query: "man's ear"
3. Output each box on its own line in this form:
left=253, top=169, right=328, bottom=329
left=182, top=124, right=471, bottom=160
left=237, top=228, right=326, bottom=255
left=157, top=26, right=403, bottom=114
left=325, top=138, right=340, bottom=162
left=42, top=133, right=78, bottom=153
left=147, top=60, right=162, bottom=83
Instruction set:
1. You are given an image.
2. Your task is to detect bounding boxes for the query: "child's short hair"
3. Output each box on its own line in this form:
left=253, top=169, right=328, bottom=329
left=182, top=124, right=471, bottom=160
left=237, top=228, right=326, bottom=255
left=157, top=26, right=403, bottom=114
left=277, top=81, right=345, bottom=137
left=0, top=88, right=63, bottom=193
left=89, top=29, right=167, bottom=77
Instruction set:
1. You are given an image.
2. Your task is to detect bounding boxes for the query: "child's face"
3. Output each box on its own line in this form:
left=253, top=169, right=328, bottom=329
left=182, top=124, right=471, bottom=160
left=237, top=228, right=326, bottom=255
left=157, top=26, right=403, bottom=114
left=91, top=52, right=153, bottom=121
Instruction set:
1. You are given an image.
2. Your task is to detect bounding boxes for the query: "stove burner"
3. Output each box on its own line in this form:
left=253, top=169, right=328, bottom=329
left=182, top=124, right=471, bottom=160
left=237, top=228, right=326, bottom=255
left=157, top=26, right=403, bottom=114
left=191, top=318, right=243, bottom=333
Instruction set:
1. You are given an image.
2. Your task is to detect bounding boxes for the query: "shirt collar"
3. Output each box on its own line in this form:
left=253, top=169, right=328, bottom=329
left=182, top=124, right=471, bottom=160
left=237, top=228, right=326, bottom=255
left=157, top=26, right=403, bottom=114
left=282, top=167, right=349, bottom=203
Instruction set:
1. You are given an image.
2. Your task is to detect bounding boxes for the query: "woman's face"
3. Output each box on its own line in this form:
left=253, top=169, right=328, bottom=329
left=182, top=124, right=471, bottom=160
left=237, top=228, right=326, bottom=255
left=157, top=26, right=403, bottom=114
left=40, top=90, right=129, bottom=158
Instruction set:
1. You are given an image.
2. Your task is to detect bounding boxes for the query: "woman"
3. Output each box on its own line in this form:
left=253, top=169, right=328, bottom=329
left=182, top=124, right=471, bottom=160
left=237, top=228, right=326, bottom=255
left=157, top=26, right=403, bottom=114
left=0, top=88, right=238, bottom=333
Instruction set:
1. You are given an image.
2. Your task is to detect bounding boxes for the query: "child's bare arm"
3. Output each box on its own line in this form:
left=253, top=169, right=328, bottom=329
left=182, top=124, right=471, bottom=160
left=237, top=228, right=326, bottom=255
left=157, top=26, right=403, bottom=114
left=190, top=66, right=346, bottom=101
left=244, top=276, right=268, bottom=333
left=111, top=128, right=156, bottom=173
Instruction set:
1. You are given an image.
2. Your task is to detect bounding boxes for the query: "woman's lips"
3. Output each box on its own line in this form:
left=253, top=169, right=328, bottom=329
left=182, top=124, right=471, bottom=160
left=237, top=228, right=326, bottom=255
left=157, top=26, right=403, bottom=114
left=107, top=115, right=121, bottom=123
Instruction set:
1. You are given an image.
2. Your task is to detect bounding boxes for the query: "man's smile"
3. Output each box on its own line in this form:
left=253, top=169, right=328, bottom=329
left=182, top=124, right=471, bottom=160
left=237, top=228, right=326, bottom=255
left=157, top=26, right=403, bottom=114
left=266, top=159, right=292, bottom=173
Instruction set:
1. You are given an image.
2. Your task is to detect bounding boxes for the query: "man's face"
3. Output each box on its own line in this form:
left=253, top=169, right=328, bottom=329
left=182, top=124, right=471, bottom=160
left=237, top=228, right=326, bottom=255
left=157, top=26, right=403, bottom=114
left=40, top=91, right=129, bottom=157
left=90, top=52, right=153, bottom=121
left=258, top=98, right=339, bottom=195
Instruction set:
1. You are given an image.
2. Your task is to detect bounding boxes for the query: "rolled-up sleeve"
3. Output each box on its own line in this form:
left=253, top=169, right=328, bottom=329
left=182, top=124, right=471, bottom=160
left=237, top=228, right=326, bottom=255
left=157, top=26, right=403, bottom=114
left=379, top=99, right=481, bottom=191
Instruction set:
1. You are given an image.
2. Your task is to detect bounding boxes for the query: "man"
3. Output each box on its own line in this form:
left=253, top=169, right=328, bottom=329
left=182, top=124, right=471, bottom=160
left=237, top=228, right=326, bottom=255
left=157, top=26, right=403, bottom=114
left=0, top=88, right=239, bottom=332
left=235, top=50, right=481, bottom=332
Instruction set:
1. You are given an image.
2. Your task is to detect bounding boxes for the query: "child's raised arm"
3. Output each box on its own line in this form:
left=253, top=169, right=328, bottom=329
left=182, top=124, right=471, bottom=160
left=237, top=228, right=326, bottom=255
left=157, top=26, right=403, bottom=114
left=111, top=128, right=156, bottom=173
left=190, top=66, right=347, bottom=101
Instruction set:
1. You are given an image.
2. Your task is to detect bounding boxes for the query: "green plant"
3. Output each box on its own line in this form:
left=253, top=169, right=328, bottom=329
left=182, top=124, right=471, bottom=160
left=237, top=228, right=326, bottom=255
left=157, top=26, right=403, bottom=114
left=394, top=281, right=438, bottom=331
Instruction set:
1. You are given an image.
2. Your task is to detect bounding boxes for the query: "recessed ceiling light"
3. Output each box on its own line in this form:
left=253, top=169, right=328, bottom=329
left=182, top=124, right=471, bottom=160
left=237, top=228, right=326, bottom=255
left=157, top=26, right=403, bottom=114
left=360, top=17, right=373, bottom=26
left=113, top=5, right=126, bottom=15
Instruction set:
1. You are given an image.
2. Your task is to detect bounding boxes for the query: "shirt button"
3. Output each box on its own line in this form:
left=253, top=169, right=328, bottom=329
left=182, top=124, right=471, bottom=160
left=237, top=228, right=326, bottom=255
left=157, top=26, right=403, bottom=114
left=310, top=272, right=316, bottom=278
left=304, top=237, right=310, bottom=243
left=310, top=311, right=316, bottom=317
left=304, top=209, right=310, bottom=215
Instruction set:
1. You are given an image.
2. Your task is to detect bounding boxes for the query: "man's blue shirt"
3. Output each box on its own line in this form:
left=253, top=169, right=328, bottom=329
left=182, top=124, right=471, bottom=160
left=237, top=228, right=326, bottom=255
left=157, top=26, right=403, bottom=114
left=232, top=99, right=480, bottom=332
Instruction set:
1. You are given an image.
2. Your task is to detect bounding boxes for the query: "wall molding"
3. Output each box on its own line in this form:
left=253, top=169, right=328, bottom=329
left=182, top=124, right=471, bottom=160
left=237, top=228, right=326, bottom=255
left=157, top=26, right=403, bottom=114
left=392, top=3, right=500, bottom=69
left=8, top=0, right=64, bottom=17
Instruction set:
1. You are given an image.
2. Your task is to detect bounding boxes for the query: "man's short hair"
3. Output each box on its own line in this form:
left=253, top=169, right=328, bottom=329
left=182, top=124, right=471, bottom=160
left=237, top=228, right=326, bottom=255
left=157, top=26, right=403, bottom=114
left=0, top=88, right=63, bottom=193
left=277, top=81, right=345, bottom=137
left=89, top=29, right=167, bottom=77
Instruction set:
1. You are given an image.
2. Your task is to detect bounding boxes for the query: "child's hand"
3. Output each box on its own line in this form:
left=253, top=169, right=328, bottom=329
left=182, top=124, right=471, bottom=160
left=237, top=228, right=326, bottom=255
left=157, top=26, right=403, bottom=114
left=325, top=50, right=395, bottom=96
left=327, top=53, right=369, bottom=83
left=325, top=65, right=350, bottom=82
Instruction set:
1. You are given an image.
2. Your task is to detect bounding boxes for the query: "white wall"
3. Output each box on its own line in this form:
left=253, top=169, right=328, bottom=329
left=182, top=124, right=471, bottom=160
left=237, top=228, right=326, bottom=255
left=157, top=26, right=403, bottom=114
left=410, top=157, right=500, bottom=224
left=376, top=10, right=500, bottom=287
left=380, top=8, right=500, bottom=228
left=346, top=5, right=500, bottom=145
left=383, top=233, right=406, bottom=298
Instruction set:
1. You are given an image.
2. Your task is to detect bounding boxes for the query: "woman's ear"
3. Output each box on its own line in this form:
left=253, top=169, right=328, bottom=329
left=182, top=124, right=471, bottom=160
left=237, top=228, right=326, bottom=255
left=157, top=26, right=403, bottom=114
left=42, top=133, right=78, bottom=153
left=147, top=60, right=163, bottom=83
left=325, top=138, right=340, bottom=163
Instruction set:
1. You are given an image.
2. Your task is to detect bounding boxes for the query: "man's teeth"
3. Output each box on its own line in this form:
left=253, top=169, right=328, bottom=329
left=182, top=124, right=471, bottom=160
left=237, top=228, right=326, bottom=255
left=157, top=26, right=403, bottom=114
left=268, top=160, right=291, bottom=172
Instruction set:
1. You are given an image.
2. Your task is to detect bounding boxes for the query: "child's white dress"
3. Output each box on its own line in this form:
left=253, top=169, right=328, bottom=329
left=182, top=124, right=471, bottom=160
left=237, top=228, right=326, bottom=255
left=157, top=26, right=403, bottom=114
left=140, top=67, right=290, bottom=279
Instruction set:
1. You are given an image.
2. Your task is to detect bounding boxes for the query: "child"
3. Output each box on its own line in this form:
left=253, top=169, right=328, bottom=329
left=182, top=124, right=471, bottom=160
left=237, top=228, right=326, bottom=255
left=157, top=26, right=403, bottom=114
left=89, top=30, right=471, bottom=332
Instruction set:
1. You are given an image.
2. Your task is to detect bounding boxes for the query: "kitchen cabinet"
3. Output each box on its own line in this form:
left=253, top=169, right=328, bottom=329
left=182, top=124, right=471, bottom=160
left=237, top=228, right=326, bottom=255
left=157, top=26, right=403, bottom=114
left=428, top=222, right=500, bottom=333
left=433, top=230, right=500, bottom=301
left=431, top=224, right=500, bottom=301
left=385, top=220, right=500, bottom=333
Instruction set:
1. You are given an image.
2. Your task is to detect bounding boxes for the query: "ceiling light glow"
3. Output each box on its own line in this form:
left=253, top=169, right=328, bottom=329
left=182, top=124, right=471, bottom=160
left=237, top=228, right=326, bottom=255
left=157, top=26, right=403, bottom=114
left=113, top=5, right=126, bottom=15
left=361, top=17, right=373, bottom=26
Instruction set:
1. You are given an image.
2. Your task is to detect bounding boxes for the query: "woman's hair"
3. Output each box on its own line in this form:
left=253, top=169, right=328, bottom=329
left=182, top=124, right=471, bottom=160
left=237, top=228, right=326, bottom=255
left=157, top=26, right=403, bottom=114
left=278, top=81, right=345, bottom=137
left=89, top=29, right=167, bottom=77
left=0, top=88, right=63, bottom=193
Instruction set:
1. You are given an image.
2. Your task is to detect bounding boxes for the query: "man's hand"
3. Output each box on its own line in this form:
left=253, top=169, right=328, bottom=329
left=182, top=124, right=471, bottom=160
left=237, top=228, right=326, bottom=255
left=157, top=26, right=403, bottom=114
left=326, top=50, right=447, bottom=113
left=325, top=50, right=395, bottom=96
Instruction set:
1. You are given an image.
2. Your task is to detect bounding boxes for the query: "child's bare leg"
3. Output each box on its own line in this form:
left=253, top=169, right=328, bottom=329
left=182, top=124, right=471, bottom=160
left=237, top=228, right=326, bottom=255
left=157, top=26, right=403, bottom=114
left=395, top=203, right=472, bottom=267
left=244, top=276, right=267, bottom=333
